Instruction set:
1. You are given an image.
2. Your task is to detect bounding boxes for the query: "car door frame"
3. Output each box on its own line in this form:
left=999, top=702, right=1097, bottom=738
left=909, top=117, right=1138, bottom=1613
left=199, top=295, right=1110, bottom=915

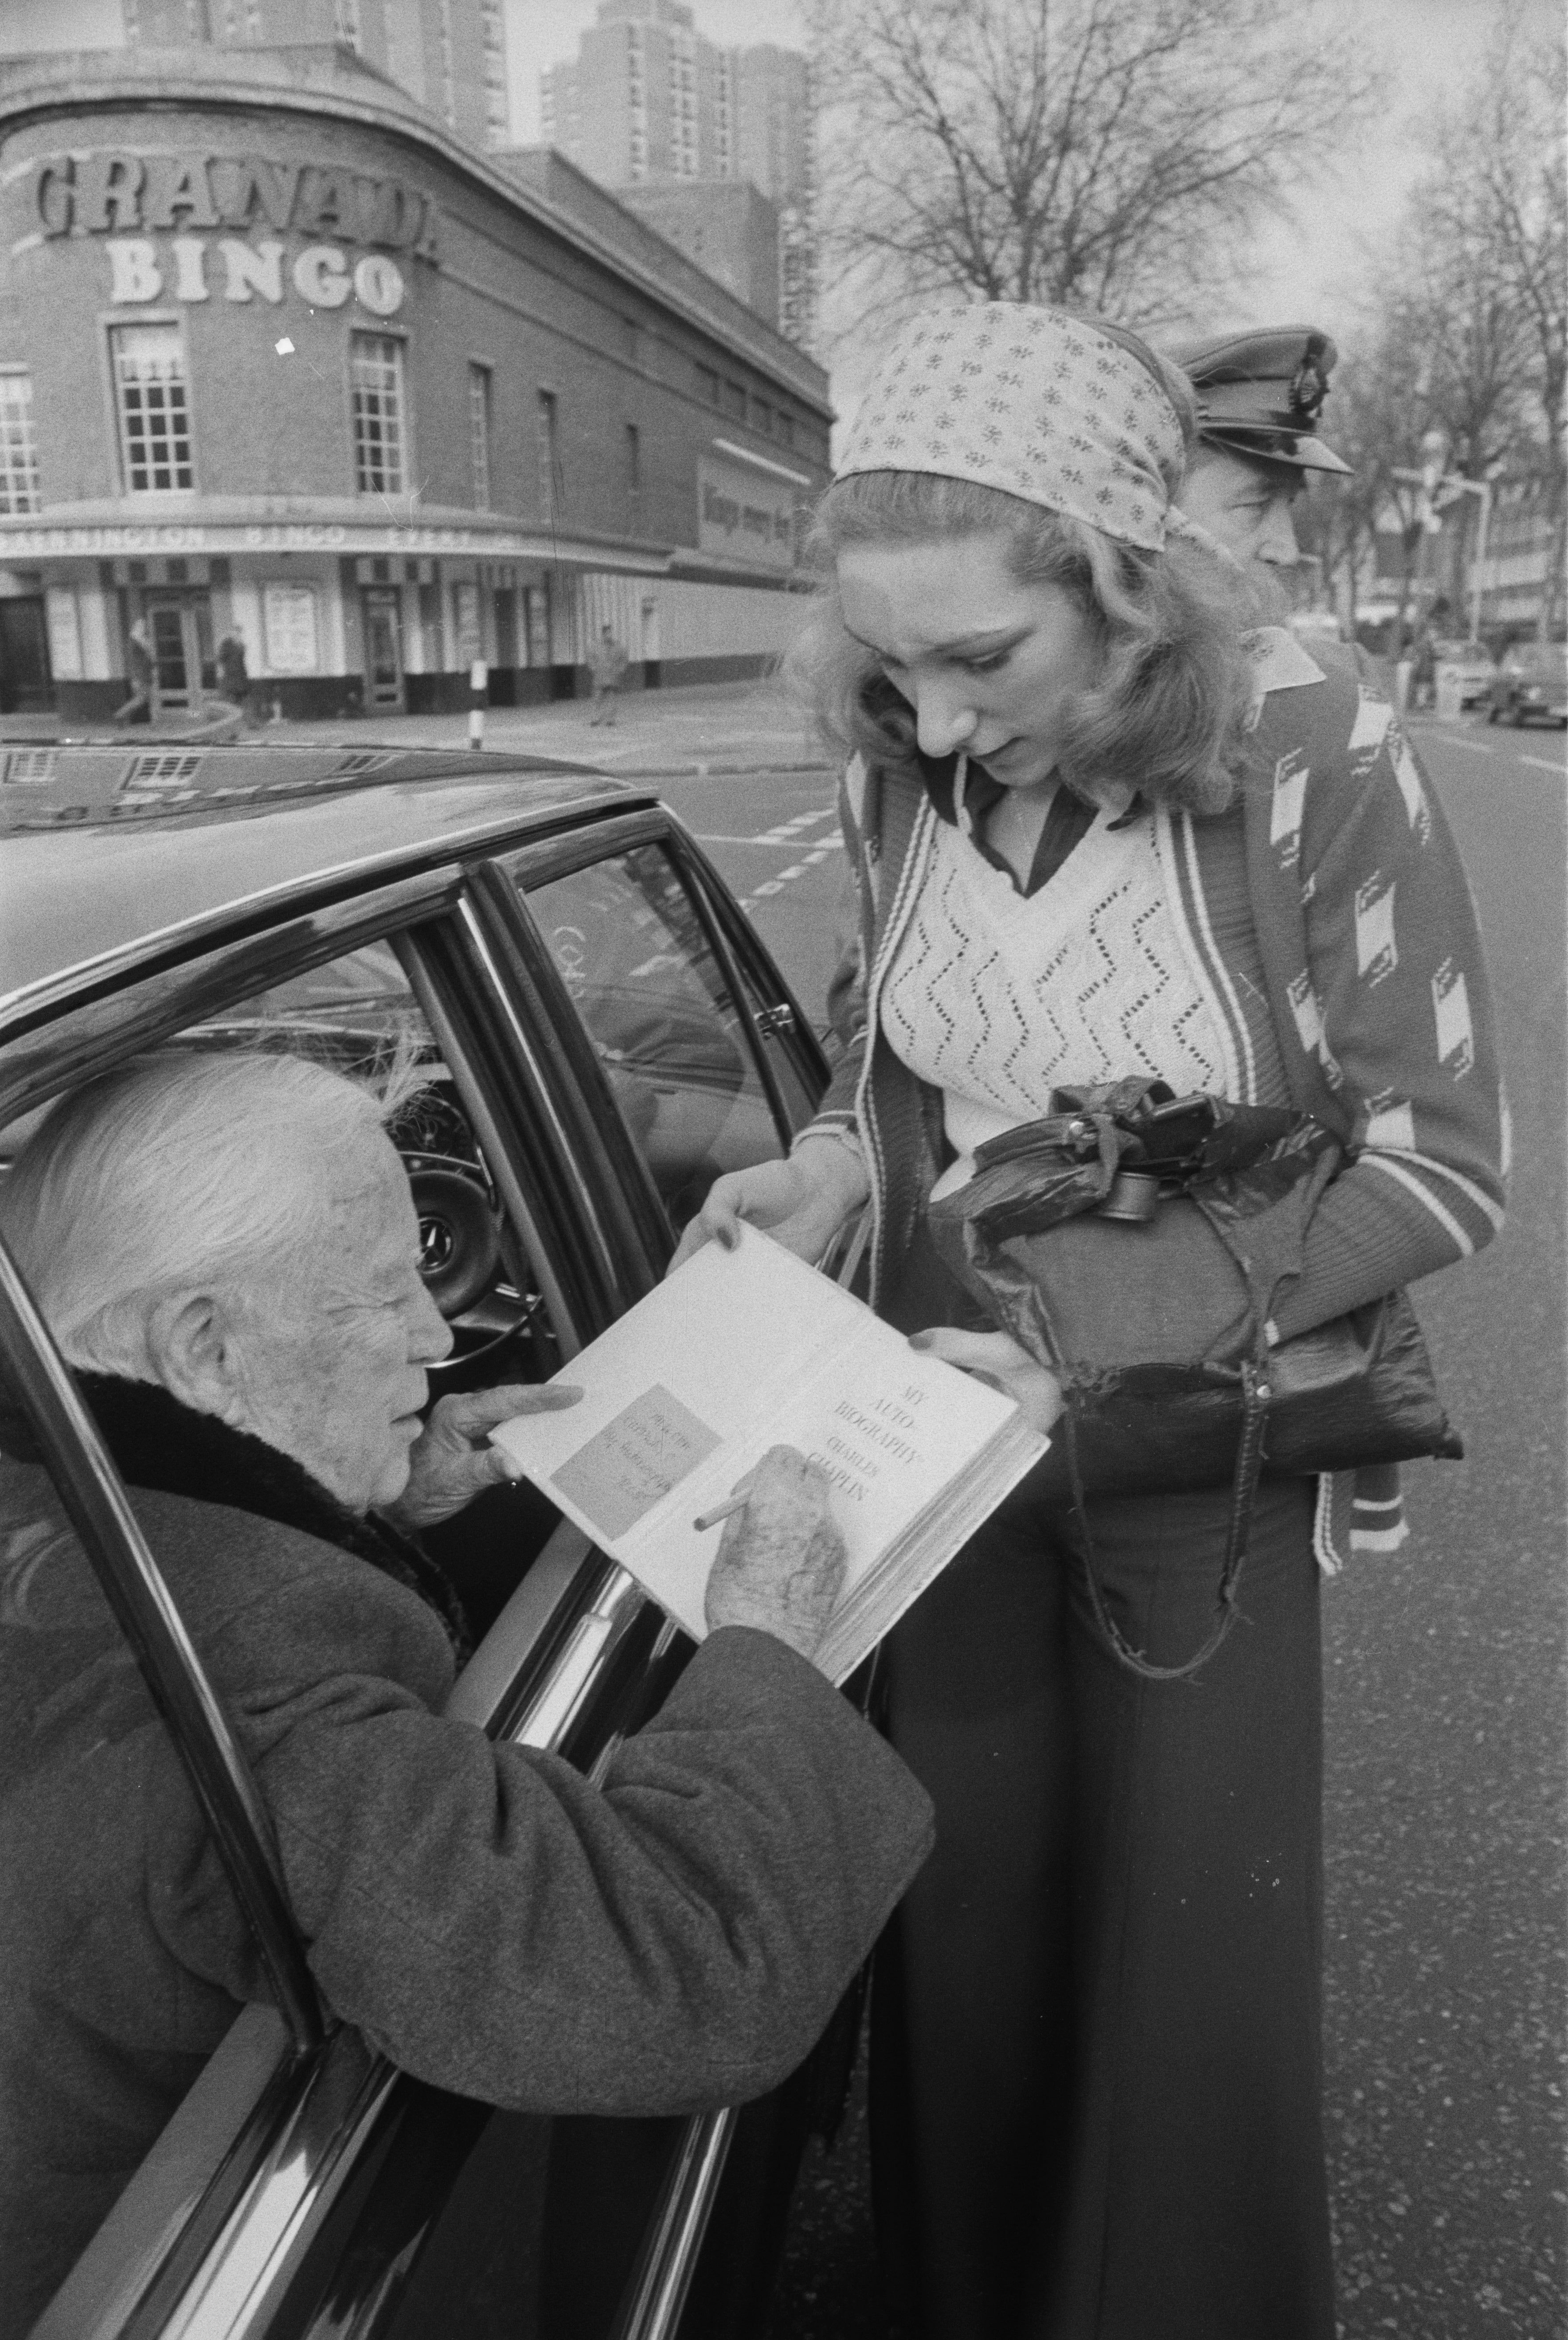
left=475, top=808, right=829, bottom=1266
left=7, top=813, right=827, bottom=2340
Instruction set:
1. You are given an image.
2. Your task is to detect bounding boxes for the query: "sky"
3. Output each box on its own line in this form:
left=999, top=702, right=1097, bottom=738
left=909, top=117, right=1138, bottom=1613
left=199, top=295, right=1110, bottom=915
left=507, top=0, right=1559, bottom=379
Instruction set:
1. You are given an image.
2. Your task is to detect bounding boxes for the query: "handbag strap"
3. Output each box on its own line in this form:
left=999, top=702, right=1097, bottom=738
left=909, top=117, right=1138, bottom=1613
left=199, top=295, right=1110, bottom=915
left=1065, top=1360, right=1274, bottom=1683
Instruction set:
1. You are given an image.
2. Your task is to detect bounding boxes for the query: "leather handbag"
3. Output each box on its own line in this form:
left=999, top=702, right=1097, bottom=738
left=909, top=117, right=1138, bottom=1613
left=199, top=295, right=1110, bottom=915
left=926, top=1078, right=1462, bottom=1679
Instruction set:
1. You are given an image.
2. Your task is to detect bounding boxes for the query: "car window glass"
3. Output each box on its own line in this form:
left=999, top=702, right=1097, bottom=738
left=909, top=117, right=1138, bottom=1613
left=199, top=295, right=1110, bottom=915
left=524, top=845, right=785, bottom=1229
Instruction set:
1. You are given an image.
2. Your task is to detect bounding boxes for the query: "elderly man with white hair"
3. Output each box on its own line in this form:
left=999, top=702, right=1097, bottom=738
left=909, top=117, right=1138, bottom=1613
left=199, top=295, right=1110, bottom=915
left=0, top=1049, right=933, bottom=2334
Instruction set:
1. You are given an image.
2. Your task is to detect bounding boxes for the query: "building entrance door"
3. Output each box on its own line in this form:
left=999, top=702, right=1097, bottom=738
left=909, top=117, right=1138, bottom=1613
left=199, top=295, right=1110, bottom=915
left=0, top=598, right=52, bottom=713
left=145, top=598, right=207, bottom=718
left=362, top=588, right=404, bottom=710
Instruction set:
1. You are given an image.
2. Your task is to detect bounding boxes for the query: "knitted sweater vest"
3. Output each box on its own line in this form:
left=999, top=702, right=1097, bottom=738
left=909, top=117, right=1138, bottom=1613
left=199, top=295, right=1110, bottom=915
left=883, top=798, right=1250, bottom=1158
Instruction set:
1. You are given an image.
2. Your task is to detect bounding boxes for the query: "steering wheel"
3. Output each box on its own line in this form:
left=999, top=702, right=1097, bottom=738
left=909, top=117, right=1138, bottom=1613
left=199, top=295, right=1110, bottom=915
left=402, top=1153, right=503, bottom=1319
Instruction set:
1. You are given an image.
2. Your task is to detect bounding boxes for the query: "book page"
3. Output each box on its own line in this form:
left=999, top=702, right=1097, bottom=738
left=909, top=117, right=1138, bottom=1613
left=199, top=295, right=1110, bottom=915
left=489, top=1225, right=873, bottom=1550
left=490, top=1224, right=1024, bottom=1649
left=548, top=1385, right=724, bottom=1543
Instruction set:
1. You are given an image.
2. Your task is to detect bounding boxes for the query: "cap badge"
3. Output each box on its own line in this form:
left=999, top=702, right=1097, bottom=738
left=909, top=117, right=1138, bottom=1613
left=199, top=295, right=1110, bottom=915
left=1290, top=338, right=1330, bottom=422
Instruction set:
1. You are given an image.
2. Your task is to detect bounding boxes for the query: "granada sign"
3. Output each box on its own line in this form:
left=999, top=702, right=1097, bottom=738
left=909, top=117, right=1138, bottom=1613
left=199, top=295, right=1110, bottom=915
left=30, top=151, right=438, bottom=318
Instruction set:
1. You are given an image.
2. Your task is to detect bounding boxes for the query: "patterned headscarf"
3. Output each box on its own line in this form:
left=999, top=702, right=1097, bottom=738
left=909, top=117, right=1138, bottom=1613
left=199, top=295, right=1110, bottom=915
left=835, top=304, right=1190, bottom=554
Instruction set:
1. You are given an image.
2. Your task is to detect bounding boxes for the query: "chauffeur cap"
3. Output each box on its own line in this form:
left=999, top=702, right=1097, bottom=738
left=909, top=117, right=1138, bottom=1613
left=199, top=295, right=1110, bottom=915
left=1164, top=326, right=1353, bottom=476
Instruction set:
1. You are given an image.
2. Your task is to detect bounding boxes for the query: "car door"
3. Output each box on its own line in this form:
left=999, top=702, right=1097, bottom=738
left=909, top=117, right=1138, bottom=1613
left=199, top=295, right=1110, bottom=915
left=2, top=829, right=826, bottom=2340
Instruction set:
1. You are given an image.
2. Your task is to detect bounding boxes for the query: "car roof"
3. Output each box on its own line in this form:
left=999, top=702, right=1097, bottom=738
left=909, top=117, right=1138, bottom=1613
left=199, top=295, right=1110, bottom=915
left=0, top=746, right=645, bottom=1020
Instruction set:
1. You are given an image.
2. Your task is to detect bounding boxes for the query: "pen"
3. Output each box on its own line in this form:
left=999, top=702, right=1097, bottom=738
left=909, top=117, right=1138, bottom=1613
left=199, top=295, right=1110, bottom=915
left=692, top=1495, right=746, bottom=1533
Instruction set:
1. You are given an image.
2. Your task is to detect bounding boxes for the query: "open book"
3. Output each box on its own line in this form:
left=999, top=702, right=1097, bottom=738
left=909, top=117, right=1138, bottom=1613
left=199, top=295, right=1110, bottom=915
left=490, top=1224, right=1048, bottom=1685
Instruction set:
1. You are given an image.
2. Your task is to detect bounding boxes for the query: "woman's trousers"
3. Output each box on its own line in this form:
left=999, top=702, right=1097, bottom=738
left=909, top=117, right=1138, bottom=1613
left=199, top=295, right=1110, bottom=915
left=870, top=1473, right=1336, bottom=2340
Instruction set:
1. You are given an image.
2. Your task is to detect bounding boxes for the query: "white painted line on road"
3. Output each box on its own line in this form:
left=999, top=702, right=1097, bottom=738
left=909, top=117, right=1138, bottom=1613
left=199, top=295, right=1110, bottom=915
left=737, top=806, right=841, bottom=848
left=696, top=830, right=844, bottom=849
left=1521, top=755, right=1568, bottom=774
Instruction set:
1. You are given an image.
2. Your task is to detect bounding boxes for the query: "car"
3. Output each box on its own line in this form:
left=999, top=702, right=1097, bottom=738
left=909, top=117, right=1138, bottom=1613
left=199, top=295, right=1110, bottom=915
left=1430, top=638, right=1497, bottom=710
left=0, top=736, right=848, bottom=2340
left=1486, top=639, right=1568, bottom=728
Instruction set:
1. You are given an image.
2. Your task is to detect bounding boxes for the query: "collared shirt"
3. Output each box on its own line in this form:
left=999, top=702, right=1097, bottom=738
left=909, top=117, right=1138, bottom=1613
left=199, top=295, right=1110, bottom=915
left=915, top=747, right=1138, bottom=898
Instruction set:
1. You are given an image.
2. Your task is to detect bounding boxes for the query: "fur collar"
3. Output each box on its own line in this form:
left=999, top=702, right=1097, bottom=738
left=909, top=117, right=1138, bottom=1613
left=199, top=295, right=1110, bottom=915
left=74, top=1374, right=471, bottom=1660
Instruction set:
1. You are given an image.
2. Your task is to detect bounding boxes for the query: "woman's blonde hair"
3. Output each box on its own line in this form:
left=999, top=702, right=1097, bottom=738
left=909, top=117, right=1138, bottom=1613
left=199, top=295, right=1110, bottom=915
left=787, top=391, right=1259, bottom=816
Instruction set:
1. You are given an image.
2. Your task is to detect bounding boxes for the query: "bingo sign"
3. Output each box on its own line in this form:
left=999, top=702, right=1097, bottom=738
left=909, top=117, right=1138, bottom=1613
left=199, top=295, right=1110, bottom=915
left=31, top=151, right=438, bottom=321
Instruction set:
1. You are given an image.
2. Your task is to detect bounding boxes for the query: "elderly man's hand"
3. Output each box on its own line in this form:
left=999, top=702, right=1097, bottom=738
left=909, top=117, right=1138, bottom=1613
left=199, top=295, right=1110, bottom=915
left=383, top=1384, right=582, bottom=1533
left=704, top=1445, right=847, bottom=1663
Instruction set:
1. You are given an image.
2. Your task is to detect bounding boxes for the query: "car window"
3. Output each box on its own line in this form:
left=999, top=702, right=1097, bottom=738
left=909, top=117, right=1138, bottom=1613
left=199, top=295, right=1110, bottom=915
left=525, top=844, right=787, bottom=1230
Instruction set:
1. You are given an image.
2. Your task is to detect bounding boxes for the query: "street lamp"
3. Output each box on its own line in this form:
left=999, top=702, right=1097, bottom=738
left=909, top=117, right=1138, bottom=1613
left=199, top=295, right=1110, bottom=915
left=1391, top=456, right=1494, bottom=644
left=1419, top=427, right=1448, bottom=505
left=1389, top=429, right=1449, bottom=674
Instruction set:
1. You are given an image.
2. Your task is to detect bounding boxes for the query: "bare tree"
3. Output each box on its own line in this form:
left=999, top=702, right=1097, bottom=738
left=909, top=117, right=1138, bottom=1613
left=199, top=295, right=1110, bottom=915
left=1294, top=337, right=1432, bottom=645
left=1443, top=6, right=1567, bottom=636
left=1303, top=4, right=1566, bottom=650
left=807, top=0, right=1382, bottom=335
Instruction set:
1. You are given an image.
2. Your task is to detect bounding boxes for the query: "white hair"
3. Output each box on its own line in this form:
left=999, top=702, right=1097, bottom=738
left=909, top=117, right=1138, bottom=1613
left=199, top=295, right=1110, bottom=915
left=0, top=1049, right=414, bottom=1380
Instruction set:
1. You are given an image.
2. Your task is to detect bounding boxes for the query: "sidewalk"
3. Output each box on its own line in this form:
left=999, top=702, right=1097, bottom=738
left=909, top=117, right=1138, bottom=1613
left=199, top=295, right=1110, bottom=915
left=2, top=676, right=835, bottom=779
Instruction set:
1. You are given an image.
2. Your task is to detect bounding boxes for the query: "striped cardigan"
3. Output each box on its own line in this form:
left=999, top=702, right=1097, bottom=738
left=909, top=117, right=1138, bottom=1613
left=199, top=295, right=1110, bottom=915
left=807, top=629, right=1508, bottom=1569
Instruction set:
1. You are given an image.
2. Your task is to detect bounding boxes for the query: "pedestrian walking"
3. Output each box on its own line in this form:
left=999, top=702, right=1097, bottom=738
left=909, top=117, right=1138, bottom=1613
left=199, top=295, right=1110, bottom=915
left=677, top=303, right=1506, bottom=2340
left=112, top=619, right=153, bottom=724
left=215, top=626, right=250, bottom=707
left=588, top=623, right=630, bottom=725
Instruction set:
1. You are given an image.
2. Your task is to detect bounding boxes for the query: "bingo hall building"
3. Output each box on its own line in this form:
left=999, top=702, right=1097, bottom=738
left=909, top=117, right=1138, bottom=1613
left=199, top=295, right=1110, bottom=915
left=0, top=42, right=832, bottom=722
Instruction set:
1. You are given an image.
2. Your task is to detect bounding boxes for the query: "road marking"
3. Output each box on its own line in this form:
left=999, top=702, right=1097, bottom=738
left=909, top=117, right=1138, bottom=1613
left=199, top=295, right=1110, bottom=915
left=739, top=805, right=840, bottom=848
left=734, top=838, right=844, bottom=912
left=696, top=831, right=843, bottom=849
left=1521, top=755, right=1568, bottom=774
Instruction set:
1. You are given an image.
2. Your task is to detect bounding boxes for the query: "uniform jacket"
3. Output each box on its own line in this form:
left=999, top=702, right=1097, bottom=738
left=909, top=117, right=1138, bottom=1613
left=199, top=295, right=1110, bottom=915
left=0, top=1384, right=933, bottom=2332
left=808, top=631, right=1507, bottom=1567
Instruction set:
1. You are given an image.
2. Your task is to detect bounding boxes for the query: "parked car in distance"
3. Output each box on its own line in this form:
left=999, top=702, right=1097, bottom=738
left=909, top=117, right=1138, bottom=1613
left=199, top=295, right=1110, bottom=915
left=1431, top=638, right=1496, bottom=709
left=1487, top=639, right=1568, bottom=728
left=0, top=736, right=840, bottom=2340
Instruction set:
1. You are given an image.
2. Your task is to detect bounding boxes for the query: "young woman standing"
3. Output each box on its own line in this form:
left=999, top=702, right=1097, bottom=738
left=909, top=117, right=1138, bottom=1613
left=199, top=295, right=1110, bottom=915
left=676, top=305, right=1506, bottom=2340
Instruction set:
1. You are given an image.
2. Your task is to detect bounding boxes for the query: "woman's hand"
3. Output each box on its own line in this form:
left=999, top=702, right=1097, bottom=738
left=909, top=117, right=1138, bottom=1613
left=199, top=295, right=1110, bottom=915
left=385, top=1383, right=582, bottom=1530
left=909, top=1327, right=1065, bottom=1436
left=669, top=1138, right=871, bottom=1271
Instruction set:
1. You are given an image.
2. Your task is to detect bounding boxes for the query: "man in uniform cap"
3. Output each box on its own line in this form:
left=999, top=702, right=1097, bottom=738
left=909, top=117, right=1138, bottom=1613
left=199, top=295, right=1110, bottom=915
left=1165, top=326, right=1352, bottom=613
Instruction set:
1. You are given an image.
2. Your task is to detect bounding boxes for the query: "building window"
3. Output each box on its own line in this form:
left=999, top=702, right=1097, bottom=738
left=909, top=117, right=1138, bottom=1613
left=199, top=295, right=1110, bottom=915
left=775, top=411, right=796, bottom=451
left=469, top=364, right=492, bottom=512
left=723, top=379, right=747, bottom=421
left=753, top=397, right=774, bottom=439
left=350, top=333, right=406, bottom=497
left=111, top=324, right=193, bottom=493
left=625, top=422, right=641, bottom=526
left=695, top=364, right=720, bottom=406
left=536, top=389, right=559, bottom=522
left=0, top=371, right=39, bottom=514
